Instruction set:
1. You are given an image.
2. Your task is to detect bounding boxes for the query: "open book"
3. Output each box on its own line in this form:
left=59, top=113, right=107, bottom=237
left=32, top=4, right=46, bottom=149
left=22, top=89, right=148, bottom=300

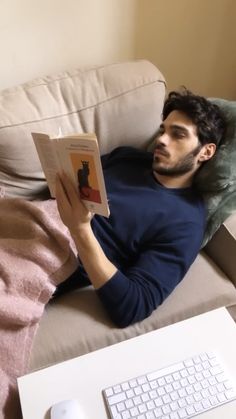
left=32, top=132, right=110, bottom=217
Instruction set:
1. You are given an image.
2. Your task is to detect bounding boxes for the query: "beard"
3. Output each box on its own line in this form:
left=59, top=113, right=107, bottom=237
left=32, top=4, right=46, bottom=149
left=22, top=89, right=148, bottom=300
left=152, top=143, right=202, bottom=177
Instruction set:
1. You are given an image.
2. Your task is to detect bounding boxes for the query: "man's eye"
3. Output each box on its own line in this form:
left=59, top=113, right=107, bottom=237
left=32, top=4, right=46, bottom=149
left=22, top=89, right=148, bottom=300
left=173, top=131, right=185, bottom=139
left=157, top=129, right=164, bottom=136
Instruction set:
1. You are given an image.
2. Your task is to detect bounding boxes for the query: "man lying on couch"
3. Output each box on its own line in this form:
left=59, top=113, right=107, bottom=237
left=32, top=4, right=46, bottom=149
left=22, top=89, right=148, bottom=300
left=55, top=89, right=225, bottom=328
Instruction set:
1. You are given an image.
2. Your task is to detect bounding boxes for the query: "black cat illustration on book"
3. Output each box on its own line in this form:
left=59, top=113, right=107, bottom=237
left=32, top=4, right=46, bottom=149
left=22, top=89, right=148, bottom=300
left=77, top=160, right=91, bottom=198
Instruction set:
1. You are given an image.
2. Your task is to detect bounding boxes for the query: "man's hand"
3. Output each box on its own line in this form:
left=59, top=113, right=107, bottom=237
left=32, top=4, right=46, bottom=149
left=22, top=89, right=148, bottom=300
left=55, top=172, right=117, bottom=289
left=55, top=172, right=92, bottom=234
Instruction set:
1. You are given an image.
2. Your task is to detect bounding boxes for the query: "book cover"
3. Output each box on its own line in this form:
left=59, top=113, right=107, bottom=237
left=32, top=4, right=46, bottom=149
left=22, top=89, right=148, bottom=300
left=32, top=132, right=110, bottom=217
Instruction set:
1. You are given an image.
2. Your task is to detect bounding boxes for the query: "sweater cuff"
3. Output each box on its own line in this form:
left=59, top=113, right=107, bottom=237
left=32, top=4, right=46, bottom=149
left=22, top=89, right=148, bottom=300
left=96, top=270, right=129, bottom=304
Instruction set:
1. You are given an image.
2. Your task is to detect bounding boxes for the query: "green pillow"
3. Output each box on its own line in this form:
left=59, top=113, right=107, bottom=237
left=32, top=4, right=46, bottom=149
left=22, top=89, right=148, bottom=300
left=194, top=98, right=236, bottom=247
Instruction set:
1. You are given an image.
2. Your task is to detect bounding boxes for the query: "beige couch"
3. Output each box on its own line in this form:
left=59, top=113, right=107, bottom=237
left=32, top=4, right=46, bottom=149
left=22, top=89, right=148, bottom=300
left=0, top=60, right=236, bottom=374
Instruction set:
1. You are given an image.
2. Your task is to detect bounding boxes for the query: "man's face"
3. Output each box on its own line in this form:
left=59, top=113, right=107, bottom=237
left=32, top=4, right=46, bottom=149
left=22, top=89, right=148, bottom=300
left=153, top=110, right=203, bottom=177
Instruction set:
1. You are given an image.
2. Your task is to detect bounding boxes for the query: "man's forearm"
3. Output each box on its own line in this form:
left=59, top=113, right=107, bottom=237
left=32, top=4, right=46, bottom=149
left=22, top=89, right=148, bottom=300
left=70, top=225, right=117, bottom=289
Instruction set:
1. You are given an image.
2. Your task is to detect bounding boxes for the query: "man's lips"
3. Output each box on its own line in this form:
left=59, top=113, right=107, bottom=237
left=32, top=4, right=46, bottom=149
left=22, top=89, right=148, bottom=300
left=154, top=147, right=169, bottom=157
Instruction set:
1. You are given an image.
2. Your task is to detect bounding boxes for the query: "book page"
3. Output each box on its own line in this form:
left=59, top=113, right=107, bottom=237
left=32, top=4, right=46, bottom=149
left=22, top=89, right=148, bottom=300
left=32, top=133, right=59, bottom=197
left=56, top=135, right=110, bottom=217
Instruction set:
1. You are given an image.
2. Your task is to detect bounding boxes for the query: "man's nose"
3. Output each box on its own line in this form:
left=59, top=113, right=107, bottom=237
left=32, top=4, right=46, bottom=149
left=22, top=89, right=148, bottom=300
left=156, top=132, right=170, bottom=146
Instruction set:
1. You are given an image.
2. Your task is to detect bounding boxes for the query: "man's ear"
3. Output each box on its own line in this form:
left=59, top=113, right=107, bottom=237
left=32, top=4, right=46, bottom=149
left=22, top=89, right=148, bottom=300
left=198, top=143, right=216, bottom=162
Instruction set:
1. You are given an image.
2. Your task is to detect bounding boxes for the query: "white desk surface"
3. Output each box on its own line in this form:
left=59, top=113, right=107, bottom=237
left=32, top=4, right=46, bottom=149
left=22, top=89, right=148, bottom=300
left=18, top=307, right=236, bottom=419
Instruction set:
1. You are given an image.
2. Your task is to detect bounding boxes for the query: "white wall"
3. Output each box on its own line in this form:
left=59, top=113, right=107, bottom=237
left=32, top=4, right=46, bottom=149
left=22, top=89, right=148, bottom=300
left=135, top=0, right=236, bottom=99
left=1, top=0, right=236, bottom=98
left=0, top=0, right=136, bottom=89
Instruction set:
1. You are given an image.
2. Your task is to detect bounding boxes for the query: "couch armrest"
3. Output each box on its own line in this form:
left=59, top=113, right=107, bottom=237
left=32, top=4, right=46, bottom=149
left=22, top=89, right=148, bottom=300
left=204, top=212, right=236, bottom=286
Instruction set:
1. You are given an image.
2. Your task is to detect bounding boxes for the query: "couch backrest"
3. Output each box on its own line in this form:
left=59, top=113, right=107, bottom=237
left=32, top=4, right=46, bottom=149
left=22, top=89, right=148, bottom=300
left=0, top=60, right=166, bottom=199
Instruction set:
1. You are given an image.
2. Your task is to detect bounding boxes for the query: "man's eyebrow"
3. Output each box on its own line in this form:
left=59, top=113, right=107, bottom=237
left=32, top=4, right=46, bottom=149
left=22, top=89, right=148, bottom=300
left=160, top=122, right=190, bottom=134
left=171, top=124, right=189, bottom=134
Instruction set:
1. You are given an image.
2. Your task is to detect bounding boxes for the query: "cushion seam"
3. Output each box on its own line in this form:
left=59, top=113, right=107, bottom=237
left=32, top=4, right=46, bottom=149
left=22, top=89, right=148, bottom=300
left=2, top=61, right=163, bottom=95
left=0, top=79, right=166, bottom=130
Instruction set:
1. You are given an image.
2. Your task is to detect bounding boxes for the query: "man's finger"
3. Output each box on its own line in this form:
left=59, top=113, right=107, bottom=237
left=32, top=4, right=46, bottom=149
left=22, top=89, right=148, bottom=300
left=55, top=174, right=72, bottom=210
left=58, top=172, right=79, bottom=205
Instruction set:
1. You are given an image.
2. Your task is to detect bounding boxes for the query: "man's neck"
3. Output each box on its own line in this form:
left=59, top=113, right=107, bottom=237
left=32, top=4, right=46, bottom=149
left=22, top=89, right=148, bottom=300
left=153, top=171, right=195, bottom=189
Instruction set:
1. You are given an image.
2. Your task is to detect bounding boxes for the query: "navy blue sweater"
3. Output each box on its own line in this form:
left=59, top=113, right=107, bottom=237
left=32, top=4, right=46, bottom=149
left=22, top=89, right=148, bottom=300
left=76, top=147, right=205, bottom=327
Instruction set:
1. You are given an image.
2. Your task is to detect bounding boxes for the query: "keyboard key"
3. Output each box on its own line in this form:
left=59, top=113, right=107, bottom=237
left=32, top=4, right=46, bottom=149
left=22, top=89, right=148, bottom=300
left=225, top=389, right=236, bottom=400
left=133, top=396, right=142, bottom=405
left=187, top=376, right=196, bottom=385
left=202, top=398, right=211, bottom=409
left=142, top=383, right=151, bottom=392
left=134, top=386, right=142, bottom=396
left=180, top=369, right=188, bottom=378
left=137, top=376, right=147, bottom=385
left=147, top=362, right=184, bottom=381
left=224, top=381, right=233, bottom=390
left=187, top=367, right=195, bottom=375
left=217, top=392, right=227, bottom=403
left=110, top=405, right=118, bottom=417
left=147, top=400, right=155, bottom=410
left=157, top=387, right=165, bottom=396
left=105, top=387, right=114, bottom=397
left=194, top=401, right=203, bottom=412
left=138, top=404, right=147, bottom=413
left=170, top=391, right=178, bottom=401
left=162, top=404, right=171, bottom=414
left=117, top=402, right=125, bottom=412
left=186, top=405, right=195, bottom=415
left=209, top=357, right=219, bottom=367
left=186, top=395, right=194, bottom=405
left=154, top=407, right=162, bottom=417
left=195, top=364, right=203, bottom=372
left=149, top=390, right=157, bottom=399
left=130, top=379, right=137, bottom=388
left=166, top=374, right=174, bottom=383
left=125, top=399, right=133, bottom=409
left=178, top=408, right=188, bottom=418
left=184, top=359, right=194, bottom=368
left=150, top=380, right=158, bottom=389
left=200, top=353, right=208, bottom=362
left=157, top=377, right=165, bottom=386
left=165, top=384, right=173, bottom=393
left=154, top=397, right=163, bottom=407
left=114, top=385, right=122, bottom=394
left=122, top=382, right=130, bottom=391
left=172, top=381, right=181, bottom=391
left=178, top=398, right=187, bottom=407
left=209, top=395, right=218, bottom=406
left=108, top=392, right=126, bottom=405
left=130, top=406, right=139, bottom=416
left=141, top=393, right=150, bottom=402
left=163, top=394, right=171, bottom=404
left=170, top=401, right=178, bottom=411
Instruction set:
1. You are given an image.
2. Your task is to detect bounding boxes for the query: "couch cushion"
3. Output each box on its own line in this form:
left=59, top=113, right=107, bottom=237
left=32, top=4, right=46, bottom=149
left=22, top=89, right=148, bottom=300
left=29, top=251, right=236, bottom=372
left=194, top=98, right=236, bottom=246
left=0, top=60, right=165, bottom=199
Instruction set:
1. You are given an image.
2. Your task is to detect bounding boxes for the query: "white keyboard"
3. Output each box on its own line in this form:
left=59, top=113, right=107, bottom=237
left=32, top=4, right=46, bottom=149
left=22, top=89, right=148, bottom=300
left=102, top=351, right=236, bottom=419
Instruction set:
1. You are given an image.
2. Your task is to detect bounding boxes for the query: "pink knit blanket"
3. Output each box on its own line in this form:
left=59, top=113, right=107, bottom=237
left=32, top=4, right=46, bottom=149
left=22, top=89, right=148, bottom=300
left=0, top=198, right=78, bottom=418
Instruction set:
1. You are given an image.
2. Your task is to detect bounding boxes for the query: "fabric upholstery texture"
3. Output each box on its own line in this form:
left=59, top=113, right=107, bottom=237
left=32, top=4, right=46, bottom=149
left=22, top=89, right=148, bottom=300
left=0, top=60, right=165, bottom=200
left=30, top=251, right=236, bottom=372
left=194, top=98, right=236, bottom=246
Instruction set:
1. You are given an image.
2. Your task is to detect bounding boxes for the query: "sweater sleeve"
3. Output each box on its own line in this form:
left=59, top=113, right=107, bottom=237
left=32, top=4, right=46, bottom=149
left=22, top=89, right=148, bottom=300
left=96, top=221, right=204, bottom=328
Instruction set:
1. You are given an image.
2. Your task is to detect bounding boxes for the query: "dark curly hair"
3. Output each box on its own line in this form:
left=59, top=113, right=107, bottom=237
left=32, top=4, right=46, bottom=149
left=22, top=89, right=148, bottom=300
left=162, top=89, right=226, bottom=146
